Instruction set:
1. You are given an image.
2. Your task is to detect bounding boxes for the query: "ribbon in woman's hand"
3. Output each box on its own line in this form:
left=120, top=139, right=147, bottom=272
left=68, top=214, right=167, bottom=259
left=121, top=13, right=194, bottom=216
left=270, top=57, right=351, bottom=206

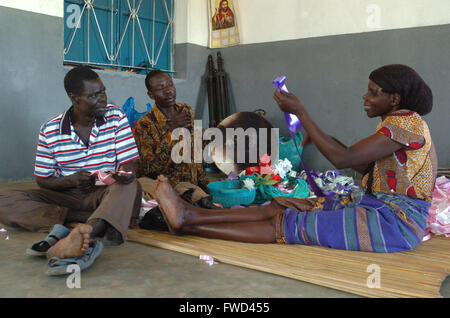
left=273, top=76, right=324, bottom=197
left=273, top=76, right=302, bottom=132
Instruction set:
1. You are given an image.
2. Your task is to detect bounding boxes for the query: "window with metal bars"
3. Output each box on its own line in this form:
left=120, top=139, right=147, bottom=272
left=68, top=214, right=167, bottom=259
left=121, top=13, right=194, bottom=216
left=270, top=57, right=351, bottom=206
left=64, top=0, right=174, bottom=74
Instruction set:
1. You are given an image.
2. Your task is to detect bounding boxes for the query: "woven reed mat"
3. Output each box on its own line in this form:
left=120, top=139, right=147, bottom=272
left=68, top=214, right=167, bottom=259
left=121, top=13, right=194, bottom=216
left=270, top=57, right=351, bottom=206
left=127, top=228, right=449, bottom=298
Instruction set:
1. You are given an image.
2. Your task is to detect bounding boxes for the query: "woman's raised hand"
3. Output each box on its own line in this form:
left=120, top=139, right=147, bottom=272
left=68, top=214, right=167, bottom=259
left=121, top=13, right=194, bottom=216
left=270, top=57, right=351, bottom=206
left=273, top=90, right=306, bottom=115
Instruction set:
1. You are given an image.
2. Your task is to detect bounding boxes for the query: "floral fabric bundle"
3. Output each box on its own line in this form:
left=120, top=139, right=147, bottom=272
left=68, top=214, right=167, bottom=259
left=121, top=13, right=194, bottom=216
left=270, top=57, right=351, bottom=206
left=426, top=176, right=450, bottom=237
left=227, top=155, right=360, bottom=204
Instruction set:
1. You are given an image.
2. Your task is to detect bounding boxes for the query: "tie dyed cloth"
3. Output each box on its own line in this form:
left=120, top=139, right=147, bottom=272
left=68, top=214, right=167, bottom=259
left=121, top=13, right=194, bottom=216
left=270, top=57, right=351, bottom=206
left=279, top=191, right=430, bottom=253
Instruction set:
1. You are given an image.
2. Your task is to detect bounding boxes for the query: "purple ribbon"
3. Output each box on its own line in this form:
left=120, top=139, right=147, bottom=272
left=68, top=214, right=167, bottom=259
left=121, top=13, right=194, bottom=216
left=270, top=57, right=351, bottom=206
left=227, top=171, right=239, bottom=180
left=273, top=76, right=324, bottom=197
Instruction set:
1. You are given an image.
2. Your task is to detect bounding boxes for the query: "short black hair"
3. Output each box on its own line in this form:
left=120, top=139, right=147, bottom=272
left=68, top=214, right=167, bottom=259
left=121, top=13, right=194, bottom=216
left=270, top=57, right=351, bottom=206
left=145, top=70, right=167, bottom=92
left=64, top=66, right=99, bottom=96
left=369, top=64, right=433, bottom=116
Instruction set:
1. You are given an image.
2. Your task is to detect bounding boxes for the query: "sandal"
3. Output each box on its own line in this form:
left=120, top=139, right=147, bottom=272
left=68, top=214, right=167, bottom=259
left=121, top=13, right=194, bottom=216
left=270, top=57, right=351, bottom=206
left=26, top=224, right=70, bottom=256
left=45, top=240, right=103, bottom=276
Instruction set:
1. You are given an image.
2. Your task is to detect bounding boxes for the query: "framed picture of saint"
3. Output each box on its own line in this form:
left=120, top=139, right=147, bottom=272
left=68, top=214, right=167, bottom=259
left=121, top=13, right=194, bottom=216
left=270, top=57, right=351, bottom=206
left=209, top=0, right=240, bottom=48
left=212, top=0, right=235, bottom=30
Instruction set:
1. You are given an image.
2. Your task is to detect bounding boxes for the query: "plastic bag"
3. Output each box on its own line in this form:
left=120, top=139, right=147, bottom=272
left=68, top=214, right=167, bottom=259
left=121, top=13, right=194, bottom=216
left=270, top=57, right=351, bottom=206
left=426, top=176, right=450, bottom=237
left=278, top=131, right=303, bottom=171
left=122, top=97, right=152, bottom=128
left=255, top=179, right=309, bottom=204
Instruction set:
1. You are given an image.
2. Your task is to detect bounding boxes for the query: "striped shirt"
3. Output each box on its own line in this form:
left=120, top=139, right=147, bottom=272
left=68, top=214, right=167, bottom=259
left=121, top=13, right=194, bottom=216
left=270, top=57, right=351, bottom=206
left=34, top=105, right=139, bottom=178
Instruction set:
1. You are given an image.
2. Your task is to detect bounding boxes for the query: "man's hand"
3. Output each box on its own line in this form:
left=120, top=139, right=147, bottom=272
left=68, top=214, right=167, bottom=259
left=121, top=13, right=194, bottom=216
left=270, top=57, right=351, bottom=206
left=111, top=161, right=137, bottom=185
left=36, top=170, right=94, bottom=192
left=168, top=108, right=191, bottom=130
left=110, top=170, right=135, bottom=185
left=68, top=170, right=96, bottom=193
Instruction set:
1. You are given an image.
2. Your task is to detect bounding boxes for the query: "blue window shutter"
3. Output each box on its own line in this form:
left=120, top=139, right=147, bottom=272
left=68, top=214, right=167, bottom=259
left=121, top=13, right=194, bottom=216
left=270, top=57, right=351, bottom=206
left=64, top=0, right=173, bottom=73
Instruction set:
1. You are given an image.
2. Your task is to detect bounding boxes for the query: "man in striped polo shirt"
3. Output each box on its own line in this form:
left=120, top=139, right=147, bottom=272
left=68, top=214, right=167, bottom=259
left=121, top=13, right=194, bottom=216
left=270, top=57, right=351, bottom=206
left=0, top=66, right=141, bottom=263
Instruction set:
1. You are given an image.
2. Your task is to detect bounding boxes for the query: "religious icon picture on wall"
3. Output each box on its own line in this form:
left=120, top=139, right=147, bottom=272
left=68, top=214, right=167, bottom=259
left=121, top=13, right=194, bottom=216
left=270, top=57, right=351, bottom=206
left=209, top=0, right=240, bottom=48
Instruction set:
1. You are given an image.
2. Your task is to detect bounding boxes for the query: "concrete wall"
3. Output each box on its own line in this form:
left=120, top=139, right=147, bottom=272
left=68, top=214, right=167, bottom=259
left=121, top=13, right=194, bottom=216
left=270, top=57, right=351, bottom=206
left=203, top=24, right=450, bottom=173
left=0, top=0, right=63, bottom=17
left=186, top=0, right=450, bottom=46
left=0, top=2, right=449, bottom=181
left=0, top=6, right=204, bottom=180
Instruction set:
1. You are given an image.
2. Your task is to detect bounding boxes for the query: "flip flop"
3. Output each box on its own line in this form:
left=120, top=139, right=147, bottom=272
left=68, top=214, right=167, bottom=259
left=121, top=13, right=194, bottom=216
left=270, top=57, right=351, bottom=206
left=26, top=224, right=70, bottom=256
left=45, top=240, right=103, bottom=276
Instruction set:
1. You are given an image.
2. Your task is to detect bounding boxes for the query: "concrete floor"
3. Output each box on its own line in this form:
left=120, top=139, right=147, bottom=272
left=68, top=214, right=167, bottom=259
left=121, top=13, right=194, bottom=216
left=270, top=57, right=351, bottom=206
left=0, top=180, right=449, bottom=298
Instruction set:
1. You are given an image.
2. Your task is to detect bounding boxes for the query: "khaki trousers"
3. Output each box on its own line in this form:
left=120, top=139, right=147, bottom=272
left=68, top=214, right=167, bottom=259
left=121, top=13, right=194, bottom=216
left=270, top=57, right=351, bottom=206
left=0, top=180, right=141, bottom=243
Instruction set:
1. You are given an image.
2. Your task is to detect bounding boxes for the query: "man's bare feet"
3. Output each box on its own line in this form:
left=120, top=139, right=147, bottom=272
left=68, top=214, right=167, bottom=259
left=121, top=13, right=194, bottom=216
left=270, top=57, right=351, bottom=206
left=46, top=224, right=92, bottom=259
left=154, top=175, right=188, bottom=234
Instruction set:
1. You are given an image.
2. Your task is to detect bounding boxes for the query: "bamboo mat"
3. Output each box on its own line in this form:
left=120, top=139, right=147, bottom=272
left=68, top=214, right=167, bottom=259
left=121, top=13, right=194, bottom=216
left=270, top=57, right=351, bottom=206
left=438, top=167, right=450, bottom=178
left=127, top=229, right=450, bottom=298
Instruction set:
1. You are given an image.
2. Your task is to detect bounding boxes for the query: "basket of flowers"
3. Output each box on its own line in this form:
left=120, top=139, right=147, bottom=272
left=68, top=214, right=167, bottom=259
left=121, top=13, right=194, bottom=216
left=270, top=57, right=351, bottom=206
left=207, top=180, right=256, bottom=208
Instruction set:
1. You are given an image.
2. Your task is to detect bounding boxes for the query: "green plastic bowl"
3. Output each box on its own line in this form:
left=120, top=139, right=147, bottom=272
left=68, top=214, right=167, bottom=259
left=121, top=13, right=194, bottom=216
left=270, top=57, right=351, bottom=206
left=207, top=180, right=256, bottom=208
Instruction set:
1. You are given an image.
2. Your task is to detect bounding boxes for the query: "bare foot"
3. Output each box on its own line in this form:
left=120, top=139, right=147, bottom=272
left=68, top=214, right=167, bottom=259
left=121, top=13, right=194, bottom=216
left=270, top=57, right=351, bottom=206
left=46, top=224, right=92, bottom=259
left=154, top=175, right=188, bottom=234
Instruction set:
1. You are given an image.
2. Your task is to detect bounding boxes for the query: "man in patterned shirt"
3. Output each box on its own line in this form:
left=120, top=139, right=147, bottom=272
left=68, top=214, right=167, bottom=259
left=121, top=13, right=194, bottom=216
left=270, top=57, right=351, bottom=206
left=134, top=70, right=210, bottom=203
left=0, top=67, right=141, bottom=263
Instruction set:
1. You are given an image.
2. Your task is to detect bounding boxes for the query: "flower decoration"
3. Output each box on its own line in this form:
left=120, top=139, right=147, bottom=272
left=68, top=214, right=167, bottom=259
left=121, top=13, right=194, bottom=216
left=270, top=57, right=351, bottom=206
left=242, top=178, right=255, bottom=191
left=238, top=155, right=359, bottom=198
left=298, top=169, right=359, bottom=196
left=259, top=153, right=274, bottom=175
left=272, top=158, right=293, bottom=179
left=241, top=154, right=284, bottom=187
left=288, top=170, right=298, bottom=178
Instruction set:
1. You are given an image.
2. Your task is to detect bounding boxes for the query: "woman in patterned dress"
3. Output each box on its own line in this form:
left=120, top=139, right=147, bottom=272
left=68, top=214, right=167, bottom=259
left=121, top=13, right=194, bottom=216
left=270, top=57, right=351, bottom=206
left=154, top=64, right=437, bottom=253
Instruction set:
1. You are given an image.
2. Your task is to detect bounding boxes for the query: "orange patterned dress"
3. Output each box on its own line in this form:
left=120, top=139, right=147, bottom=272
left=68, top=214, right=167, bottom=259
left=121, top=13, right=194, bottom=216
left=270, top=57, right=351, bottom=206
left=362, top=109, right=437, bottom=202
